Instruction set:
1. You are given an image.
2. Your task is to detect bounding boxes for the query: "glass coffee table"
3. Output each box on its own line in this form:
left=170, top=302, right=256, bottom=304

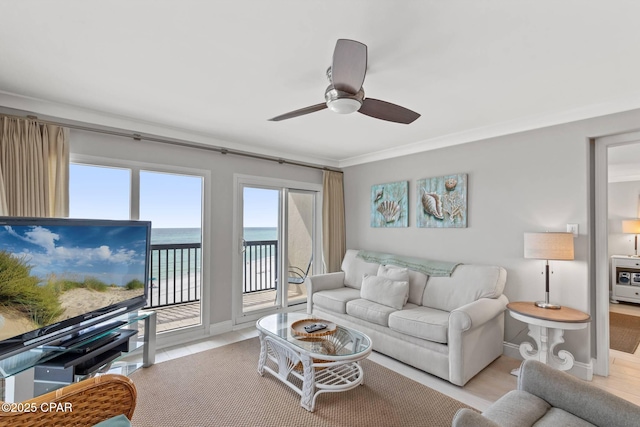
left=256, top=312, right=372, bottom=412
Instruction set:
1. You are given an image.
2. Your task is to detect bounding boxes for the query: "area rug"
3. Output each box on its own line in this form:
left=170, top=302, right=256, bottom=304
left=130, top=337, right=473, bottom=427
left=610, top=312, right=640, bottom=354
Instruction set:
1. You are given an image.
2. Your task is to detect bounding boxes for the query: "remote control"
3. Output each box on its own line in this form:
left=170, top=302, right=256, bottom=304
left=304, top=323, right=327, bottom=333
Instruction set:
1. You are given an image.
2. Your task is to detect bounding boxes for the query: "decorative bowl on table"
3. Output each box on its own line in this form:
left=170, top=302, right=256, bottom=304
left=290, top=318, right=336, bottom=338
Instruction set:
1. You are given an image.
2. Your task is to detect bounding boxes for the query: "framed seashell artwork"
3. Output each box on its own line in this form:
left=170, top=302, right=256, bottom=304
left=371, top=181, right=408, bottom=227
left=417, top=173, right=467, bottom=228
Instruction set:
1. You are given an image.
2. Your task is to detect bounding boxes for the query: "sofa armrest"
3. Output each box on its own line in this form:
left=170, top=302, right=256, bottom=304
left=519, top=359, right=640, bottom=427
left=451, top=408, right=500, bottom=427
left=307, top=272, right=345, bottom=294
left=450, top=294, right=508, bottom=332
left=306, top=272, right=346, bottom=313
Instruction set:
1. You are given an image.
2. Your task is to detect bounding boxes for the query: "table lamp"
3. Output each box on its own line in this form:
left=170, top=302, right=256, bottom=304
left=622, top=219, right=640, bottom=257
left=524, top=232, right=574, bottom=309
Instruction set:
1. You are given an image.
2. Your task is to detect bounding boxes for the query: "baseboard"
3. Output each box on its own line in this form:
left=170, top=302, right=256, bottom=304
left=503, top=342, right=593, bottom=381
left=209, top=320, right=233, bottom=336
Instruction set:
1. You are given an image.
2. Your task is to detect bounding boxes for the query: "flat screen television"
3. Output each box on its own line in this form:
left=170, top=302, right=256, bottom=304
left=0, top=217, right=150, bottom=359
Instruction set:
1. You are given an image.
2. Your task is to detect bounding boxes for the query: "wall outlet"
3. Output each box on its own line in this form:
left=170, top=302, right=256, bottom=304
left=567, top=223, right=579, bottom=237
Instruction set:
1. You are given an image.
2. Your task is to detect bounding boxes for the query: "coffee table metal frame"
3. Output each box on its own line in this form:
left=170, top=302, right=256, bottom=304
left=256, top=313, right=372, bottom=412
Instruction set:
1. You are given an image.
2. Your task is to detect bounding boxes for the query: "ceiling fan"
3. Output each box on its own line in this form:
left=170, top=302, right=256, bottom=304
left=269, top=39, right=420, bottom=124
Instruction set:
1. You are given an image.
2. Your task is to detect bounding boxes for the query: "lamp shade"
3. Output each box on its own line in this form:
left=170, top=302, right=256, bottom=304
left=622, top=219, right=640, bottom=234
left=524, top=232, right=574, bottom=260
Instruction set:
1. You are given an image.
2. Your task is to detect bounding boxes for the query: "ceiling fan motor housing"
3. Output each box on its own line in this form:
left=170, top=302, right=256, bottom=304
left=325, top=85, right=364, bottom=114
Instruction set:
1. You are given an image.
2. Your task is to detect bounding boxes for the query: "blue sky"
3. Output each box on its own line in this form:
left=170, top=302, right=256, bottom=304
left=243, top=187, right=278, bottom=228
left=70, top=164, right=278, bottom=229
left=0, top=224, right=148, bottom=286
left=70, top=165, right=203, bottom=228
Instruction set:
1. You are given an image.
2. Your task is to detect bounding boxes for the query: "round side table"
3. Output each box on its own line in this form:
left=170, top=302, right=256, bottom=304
left=507, top=301, right=590, bottom=375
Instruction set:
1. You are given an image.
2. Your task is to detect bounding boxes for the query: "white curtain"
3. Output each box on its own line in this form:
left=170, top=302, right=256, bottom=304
left=322, top=170, right=346, bottom=273
left=0, top=116, right=69, bottom=217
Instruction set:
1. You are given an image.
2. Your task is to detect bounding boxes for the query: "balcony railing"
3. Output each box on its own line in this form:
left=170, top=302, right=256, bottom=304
left=146, top=240, right=279, bottom=310
left=147, top=243, right=201, bottom=308
left=243, top=240, right=278, bottom=293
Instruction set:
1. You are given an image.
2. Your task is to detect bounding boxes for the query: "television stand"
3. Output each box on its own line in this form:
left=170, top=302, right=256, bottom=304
left=1, top=311, right=156, bottom=402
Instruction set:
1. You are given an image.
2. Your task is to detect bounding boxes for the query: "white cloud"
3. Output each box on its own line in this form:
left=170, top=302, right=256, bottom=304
left=10, top=226, right=142, bottom=269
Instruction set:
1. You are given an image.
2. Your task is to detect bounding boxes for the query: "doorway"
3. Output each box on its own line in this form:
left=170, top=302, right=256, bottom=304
left=594, top=132, right=640, bottom=376
left=233, top=175, right=321, bottom=325
left=605, top=143, right=640, bottom=365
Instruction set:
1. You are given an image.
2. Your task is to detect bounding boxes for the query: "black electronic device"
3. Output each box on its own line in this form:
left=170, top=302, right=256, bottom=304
left=42, top=321, right=127, bottom=352
left=304, top=323, right=327, bottom=333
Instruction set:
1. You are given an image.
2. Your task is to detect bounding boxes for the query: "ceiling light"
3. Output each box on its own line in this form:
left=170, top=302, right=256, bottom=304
left=327, top=98, right=361, bottom=114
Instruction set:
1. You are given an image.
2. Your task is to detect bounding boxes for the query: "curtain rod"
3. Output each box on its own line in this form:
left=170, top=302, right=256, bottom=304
left=0, top=113, right=343, bottom=174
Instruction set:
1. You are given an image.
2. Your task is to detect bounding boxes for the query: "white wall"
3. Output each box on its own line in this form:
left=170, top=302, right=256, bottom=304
left=69, top=130, right=323, bottom=328
left=343, top=108, right=640, bottom=366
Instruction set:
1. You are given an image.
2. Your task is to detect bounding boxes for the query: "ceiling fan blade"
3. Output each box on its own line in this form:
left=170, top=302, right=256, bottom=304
left=331, top=39, right=367, bottom=94
left=268, top=103, right=327, bottom=121
left=359, top=98, right=420, bottom=124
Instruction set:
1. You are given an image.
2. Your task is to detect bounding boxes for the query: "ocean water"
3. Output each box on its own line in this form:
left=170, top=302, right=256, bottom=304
left=151, top=228, right=202, bottom=244
left=150, top=227, right=278, bottom=244
left=149, top=228, right=277, bottom=273
left=243, top=227, right=278, bottom=242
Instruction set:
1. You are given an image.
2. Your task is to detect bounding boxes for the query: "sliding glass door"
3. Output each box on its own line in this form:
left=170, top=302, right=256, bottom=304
left=234, top=176, right=321, bottom=323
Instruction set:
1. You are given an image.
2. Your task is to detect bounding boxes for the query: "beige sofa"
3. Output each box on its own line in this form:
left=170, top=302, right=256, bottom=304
left=306, top=249, right=508, bottom=386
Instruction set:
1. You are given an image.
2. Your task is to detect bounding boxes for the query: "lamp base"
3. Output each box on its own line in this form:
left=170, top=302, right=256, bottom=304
left=535, top=301, right=561, bottom=310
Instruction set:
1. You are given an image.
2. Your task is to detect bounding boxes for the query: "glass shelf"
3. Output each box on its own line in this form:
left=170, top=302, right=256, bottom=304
left=0, top=311, right=154, bottom=379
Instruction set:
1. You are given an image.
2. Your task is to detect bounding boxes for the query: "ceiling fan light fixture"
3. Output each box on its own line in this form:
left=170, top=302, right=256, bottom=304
left=327, top=98, right=361, bottom=114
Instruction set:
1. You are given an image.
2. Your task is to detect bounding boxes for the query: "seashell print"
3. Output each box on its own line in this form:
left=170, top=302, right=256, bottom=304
left=374, top=187, right=384, bottom=203
left=444, top=178, right=457, bottom=191
left=421, top=191, right=444, bottom=220
left=376, top=200, right=401, bottom=223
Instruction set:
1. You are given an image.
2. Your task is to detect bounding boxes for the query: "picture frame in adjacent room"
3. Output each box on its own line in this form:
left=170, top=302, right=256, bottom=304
left=370, top=181, right=408, bottom=227
left=417, top=173, right=467, bottom=228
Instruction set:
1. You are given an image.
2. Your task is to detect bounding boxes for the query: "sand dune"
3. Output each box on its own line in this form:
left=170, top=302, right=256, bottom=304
left=0, top=287, right=144, bottom=342
left=58, top=287, right=144, bottom=320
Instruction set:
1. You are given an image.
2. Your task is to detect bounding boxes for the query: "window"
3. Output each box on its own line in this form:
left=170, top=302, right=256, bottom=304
left=69, top=164, right=130, bottom=220
left=70, top=161, right=204, bottom=333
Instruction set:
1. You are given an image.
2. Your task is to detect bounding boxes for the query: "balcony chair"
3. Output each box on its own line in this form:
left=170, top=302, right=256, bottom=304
left=288, top=255, right=313, bottom=287
left=0, top=374, right=137, bottom=427
left=275, top=256, right=313, bottom=304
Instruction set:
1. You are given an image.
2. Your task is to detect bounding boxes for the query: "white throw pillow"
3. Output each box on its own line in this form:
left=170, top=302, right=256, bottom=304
left=360, top=274, right=409, bottom=310
left=377, top=265, right=410, bottom=304
left=377, top=264, right=410, bottom=281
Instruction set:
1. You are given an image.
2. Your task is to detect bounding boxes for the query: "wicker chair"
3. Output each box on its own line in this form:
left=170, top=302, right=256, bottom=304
left=0, top=374, right=136, bottom=427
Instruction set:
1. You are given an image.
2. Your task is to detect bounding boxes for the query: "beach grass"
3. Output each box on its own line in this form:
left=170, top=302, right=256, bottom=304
left=125, top=279, right=145, bottom=290
left=0, top=251, right=64, bottom=326
left=0, top=251, right=132, bottom=327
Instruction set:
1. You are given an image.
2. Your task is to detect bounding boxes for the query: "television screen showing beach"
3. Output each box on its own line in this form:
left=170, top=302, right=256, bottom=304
left=0, top=224, right=148, bottom=341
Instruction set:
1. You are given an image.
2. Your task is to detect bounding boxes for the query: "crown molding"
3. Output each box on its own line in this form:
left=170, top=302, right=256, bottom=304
left=338, top=94, right=640, bottom=168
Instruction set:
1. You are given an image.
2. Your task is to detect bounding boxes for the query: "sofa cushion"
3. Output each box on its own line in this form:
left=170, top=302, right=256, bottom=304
left=388, top=306, right=450, bottom=343
left=342, top=249, right=380, bottom=289
left=376, top=264, right=427, bottom=305
left=406, top=269, right=428, bottom=305
left=360, top=274, right=409, bottom=310
left=483, top=390, right=550, bottom=427
left=422, top=264, right=507, bottom=312
left=312, top=288, right=361, bottom=314
left=533, top=408, right=596, bottom=427
left=346, top=298, right=397, bottom=327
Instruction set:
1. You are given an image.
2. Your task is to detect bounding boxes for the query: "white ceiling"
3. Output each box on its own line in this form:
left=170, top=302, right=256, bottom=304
left=2, top=1, right=640, bottom=168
